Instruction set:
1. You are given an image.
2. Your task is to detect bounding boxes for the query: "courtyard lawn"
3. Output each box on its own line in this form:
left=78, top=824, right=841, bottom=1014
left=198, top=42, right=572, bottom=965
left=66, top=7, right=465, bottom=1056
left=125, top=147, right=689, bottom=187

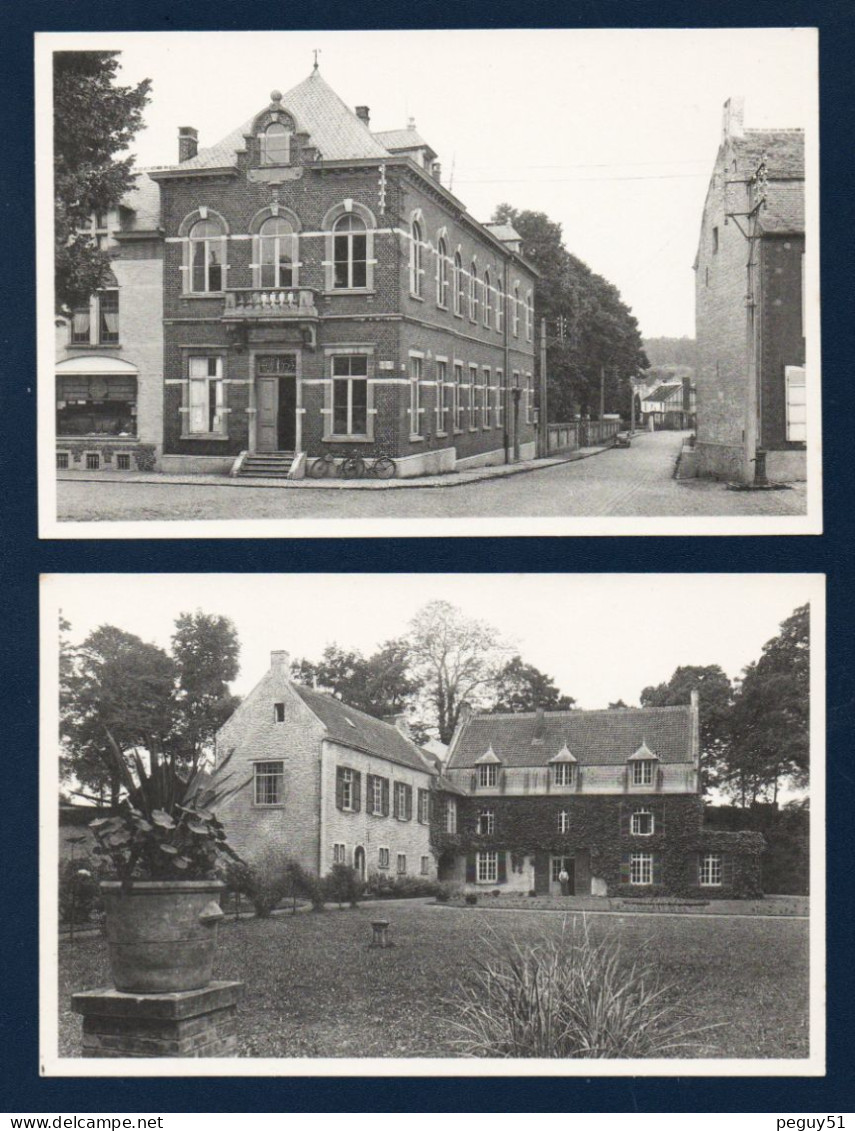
left=58, top=902, right=809, bottom=1059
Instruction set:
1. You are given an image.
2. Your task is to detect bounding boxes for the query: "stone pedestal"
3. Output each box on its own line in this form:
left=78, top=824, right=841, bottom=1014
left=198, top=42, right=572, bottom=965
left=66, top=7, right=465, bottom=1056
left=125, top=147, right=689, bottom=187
left=72, top=980, right=243, bottom=1058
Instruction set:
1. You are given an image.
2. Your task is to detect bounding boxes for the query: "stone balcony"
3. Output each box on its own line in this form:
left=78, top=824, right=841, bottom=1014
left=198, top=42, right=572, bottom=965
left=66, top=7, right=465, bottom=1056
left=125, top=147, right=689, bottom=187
left=223, top=287, right=319, bottom=321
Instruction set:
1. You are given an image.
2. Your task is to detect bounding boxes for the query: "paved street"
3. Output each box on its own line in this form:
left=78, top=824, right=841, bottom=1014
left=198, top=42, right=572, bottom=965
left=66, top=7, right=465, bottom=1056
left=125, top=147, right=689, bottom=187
left=56, top=431, right=806, bottom=523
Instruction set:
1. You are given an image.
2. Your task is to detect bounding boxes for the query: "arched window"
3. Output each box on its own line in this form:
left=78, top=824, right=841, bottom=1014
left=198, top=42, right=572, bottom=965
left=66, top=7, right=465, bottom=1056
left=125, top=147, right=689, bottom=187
left=469, top=261, right=478, bottom=321
left=496, top=281, right=504, bottom=333
left=261, top=121, right=291, bottom=165
left=453, top=252, right=464, bottom=316
left=483, top=269, right=492, bottom=328
left=525, top=289, right=534, bottom=341
left=512, top=283, right=520, bottom=336
left=333, top=213, right=368, bottom=289
left=189, top=217, right=226, bottom=293
left=410, top=219, right=423, bottom=297
left=436, top=237, right=449, bottom=307
left=258, top=216, right=296, bottom=289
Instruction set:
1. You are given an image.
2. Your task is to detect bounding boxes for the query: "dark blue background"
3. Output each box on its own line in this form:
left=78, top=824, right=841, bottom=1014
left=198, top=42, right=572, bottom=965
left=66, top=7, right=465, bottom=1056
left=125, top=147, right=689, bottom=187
left=3, top=0, right=853, bottom=1112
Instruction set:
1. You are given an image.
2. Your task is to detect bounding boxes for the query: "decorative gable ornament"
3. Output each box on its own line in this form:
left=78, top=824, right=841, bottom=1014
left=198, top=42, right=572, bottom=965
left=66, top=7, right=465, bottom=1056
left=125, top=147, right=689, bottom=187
left=548, top=743, right=577, bottom=764
left=474, top=744, right=501, bottom=765
left=627, top=740, right=659, bottom=762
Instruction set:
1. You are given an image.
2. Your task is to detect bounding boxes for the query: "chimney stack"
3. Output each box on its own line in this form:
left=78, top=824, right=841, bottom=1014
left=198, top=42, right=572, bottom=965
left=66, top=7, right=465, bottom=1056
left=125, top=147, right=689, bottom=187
left=355, top=106, right=370, bottom=127
left=178, top=126, right=199, bottom=163
left=270, top=650, right=291, bottom=675
left=432, top=161, right=442, bottom=182
left=384, top=714, right=413, bottom=740
left=721, top=97, right=745, bottom=141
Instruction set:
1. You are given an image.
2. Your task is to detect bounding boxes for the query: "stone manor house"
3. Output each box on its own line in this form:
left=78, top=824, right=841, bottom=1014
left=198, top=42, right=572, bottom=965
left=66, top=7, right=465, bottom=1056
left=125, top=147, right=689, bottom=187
left=55, top=66, right=538, bottom=478
left=215, top=651, right=763, bottom=898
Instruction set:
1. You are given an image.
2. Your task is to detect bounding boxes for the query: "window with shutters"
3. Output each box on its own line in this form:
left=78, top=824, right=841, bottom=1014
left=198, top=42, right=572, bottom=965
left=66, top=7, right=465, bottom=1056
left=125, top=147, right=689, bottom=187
left=557, top=810, right=570, bottom=833
left=337, top=766, right=361, bottom=813
left=253, top=761, right=284, bottom=806
left=368, top=774, right=388, bottom=817
left=332, top=843, right=346, bottom=866
left=418, top=788, right=430, bottom=824
left=396, top=853, right=407, bottom=875
left=420, top=855, right=430, bottom=876
left=478, top=764, right=498, bottom=788
left=700, top=853, right=723, bottom=886
left=394, top=781, right=412, bottom=821
left=631, top=808, right=654, bottom=835
left=378, top=847, right=390, bottom=870
left=445, top=797, right=457, bottom=834
left=632, top=760, right=655, bottom=787
left=629, top=852, right=653, bottom=886
left=477, top=808, right=495, bottom=836
left=477, top=850, right=497, bottom=883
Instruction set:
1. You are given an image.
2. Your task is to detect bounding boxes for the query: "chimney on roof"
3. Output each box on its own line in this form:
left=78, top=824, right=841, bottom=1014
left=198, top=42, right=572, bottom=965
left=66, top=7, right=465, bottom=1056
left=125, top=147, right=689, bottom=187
left=407, top=116, right=416, bottom=131
left=355, top=106, right=370, bottom=127
left=384, top=714, right=413, bottom=740
left=457, top=702, right=473, bottom=729
left=270, top=650, right=291, bottom=677
left=178, top=126, right=199, bottom=163
left=690, top=688, right=699, bottom=711
left=722, top=97, right=745, bottom=141
left=431, top=161, right=442, bottom=182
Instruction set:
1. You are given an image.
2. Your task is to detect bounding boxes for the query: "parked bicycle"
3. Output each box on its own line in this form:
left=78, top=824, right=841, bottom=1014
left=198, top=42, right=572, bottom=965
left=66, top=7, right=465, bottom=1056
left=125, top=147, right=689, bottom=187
left=309, top=452, right=397, bottom=480
left=308, top=452, right=336, bottom=479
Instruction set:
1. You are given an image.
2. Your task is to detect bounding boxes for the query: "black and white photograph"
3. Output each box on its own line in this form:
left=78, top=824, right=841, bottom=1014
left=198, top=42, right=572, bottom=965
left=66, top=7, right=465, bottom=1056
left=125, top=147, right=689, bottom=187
left=41, top=573, right=823, bottom=1075
left=37, top=28, right=820, bottom=538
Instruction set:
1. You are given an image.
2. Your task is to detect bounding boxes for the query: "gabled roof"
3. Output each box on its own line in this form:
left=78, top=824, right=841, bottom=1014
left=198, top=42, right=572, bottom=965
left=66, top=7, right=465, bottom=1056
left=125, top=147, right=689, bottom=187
left=548, top=743, right=577, bottom=764
left=175, top=69, right=389, bottom=172
left=447, top=706, right=693, bottom=770
left=474, top=745, right=501, bottom=765
left=119, top=171, right=160, bottom=230
left=734, top=129, right=804, bottom=179
left=372, top=127, right=436, bottom=160
left=644, top=383, right=683, bottom=402
left=291, top=684, right=433, bottom=775
left=627, top=740, right=658, bottom=761
left=484, top=222, right=522, bottom=244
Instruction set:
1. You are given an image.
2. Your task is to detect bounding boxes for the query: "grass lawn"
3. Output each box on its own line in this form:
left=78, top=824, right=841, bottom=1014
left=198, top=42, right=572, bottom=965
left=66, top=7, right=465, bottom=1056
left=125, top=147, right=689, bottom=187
left=58, top=902, right=809, bottom=1059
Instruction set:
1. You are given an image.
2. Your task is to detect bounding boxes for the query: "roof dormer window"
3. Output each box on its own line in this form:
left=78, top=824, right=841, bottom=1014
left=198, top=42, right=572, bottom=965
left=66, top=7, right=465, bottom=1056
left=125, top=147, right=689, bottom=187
left=261, top=121, right=291, bottom=165
left=628, top=740, right=659, bottom=787
left=548, top=742, right=577, bottom=786
left=475, top=744, right=501, bottom=789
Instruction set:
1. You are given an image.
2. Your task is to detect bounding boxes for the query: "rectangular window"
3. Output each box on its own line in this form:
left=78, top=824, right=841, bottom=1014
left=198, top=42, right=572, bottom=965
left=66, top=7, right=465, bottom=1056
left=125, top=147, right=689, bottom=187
left=477, top=809, right=495, bottom=836
left=557, top=810, right=570, bottom=833
left=526, top=374, right=534, bottom=424
left=482, top=368, right=491, bottom=427
left=420, top=855, right=430, bottom=876
left=700, top=853, right=723, bottom=886
left=333, top=229, right=367, bottom=289
left=98, top=289, right=120, bottom=343
left=254, top=761, right=284, bottom=806
left=552, top=763, right=574, bottom=786
left=477, top=850, right=497, bottom=883
left=332, top=354, right=369, bottom=436
left=273, top=702, right=285, bottom=723
left=453, top=363, right=464, bottom=431
left=445, top=797, right=457, bottom=834
left=418, top=788, right=430, bottom=824
left=378, top=847, right=390, bottom=870
left=632, top=760, right=654, bottom=786
left=368, top=774, right=387, bottom=816
left=478, top=764, right=498, bottom=788
left=339, top=767, right=355, bottom=811
left=551, top=856, right=572, bottom=883
left=396, top=853, right=407, bottom=876
left=115, top=453, right=131, bottom=471
left=468, top=365, right=478, bottom=427
left=630, top=852, right=653, bottom=886
left=436, top=360, right=447, bottom=433
left=333, top=843, right=346, bottom=866
left=495, top=370, right=504, bottom=428
left=188, top=356, right=225, bottom=435
left=56, top=452, right=70, bottom=470
left=409, top=355, right=422, bottom=436
left=631, top=809, right=654, bottom=835
left=785, top=366, right=806, bottom=442
left=394, top=782, right=412, bottom=821
left=496, top=290, right=504, bottom=334
left=71, top=290, right=119, bottom=346
left=525, top=295, right=533, bottom=342
left=71, top=306, right=91, bottom=345
left=712, top=226, right=719, bottom=254
left=85, top=452, right=100, bottom=470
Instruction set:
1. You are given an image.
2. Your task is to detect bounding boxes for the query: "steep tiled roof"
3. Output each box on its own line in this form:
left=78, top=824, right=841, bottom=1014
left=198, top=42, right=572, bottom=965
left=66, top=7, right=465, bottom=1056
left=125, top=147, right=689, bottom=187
left=644, top=383, right=683, bottom=402
left=176, top=70, right=389, bottom=171
left=733, top=129, right=805, bottom=234
left=291, top=684, right=434, bottom=774
left=119, top=171, right=160, bottom=230
left=447, top=706, right=694, bottom=769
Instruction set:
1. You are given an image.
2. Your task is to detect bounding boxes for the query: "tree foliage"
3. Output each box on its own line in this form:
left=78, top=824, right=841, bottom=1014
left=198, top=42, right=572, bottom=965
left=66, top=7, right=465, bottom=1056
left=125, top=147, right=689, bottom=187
left=291, top=640, right=419, bottom=719
left=171, top=612, right=241, bottom=770
left=491, top=655, right=576, bottom=713
left=492, top=204, right=648, bottom=421
left=54, top=51, right=151, bottom=309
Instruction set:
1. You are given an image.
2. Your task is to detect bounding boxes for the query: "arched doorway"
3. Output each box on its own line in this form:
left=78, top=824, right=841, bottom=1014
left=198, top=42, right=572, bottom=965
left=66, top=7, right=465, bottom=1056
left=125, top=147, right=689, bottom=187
left=353, top=845, right=366, bottom=881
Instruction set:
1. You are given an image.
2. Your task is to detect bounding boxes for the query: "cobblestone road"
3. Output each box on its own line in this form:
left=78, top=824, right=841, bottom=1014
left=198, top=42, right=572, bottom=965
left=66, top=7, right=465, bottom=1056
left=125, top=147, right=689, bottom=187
left=56, top=431, right=806, bottom=523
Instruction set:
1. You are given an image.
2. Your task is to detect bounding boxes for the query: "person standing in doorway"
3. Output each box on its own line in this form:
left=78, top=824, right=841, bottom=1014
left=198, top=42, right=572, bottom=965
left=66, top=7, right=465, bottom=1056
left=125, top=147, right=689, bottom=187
left=559, top=866, right=570, bottom=897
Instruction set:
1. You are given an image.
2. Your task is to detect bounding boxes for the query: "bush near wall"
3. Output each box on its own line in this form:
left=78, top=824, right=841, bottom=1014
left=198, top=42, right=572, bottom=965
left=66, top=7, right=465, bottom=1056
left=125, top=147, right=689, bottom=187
left=58, top=857, right=103, bottom=924
left=455, top=794, right=763, bottom=899
left=364, top=871, right=440, bottom=899
left=704, top=804, right=808, bottom=895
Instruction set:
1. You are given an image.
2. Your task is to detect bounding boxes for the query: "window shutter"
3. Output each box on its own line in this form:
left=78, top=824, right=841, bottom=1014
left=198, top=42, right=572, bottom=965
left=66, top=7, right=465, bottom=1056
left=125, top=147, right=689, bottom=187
left=497, top=851, right=507, bottom=884
left=722, top=853, right=735, bottom=887
left=335, top=767, right=344, bottom=811
left=652, top=853, right=663, bottom=887
left=470, top=772, right=477, bottom=792
left=687, top=853, right=700, bottom=887
left=465, top=852, right=476, bottom=883
left=406, top=785, right=413, bottom=821
left=620, top=805, right=630, bottom=836
left=353, top=771, right=361, bottom=813
left=382, top=778, right=390, bottom=816
left=619, top=851, right=630, bottom=885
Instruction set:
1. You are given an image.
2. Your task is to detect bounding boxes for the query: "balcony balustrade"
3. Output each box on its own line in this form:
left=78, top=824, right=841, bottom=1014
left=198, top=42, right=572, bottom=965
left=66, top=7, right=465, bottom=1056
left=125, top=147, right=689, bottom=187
left=223, top=287, right=319, bottom=320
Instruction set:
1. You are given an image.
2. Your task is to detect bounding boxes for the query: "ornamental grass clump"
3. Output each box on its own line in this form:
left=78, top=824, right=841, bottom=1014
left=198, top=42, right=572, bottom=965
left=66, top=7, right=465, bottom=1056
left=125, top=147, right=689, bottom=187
left=449, top=917, right=717, bottom=1058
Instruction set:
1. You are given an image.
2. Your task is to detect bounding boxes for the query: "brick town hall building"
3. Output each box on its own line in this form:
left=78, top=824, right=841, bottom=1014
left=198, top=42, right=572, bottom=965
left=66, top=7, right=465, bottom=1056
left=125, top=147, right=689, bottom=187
left=56, top=66, right=539, bottom=478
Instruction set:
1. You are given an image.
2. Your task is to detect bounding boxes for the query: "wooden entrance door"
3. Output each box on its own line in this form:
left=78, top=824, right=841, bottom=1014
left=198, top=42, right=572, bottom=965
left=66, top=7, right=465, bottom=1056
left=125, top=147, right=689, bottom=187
left=256, top=354, right=298, bottom=452
left=353, top=846, right=366, bottom=881
left=257, top=377, right=279, bottom=452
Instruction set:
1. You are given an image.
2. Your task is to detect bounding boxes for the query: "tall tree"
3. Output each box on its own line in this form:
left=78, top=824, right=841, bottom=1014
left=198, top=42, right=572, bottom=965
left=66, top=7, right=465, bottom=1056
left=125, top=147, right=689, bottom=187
left=404, top=601, right=509, bottom=743
left=171, top=612, right=241, bottom=770
left=490, top=655, right=575, bottom=713
left=54, top=51, right=151, bottom=310
left=726, top=605, right=810, bottom=805
left=640, top=665, right=734, bottom=794
left=291, top=640, right=418, bottom=719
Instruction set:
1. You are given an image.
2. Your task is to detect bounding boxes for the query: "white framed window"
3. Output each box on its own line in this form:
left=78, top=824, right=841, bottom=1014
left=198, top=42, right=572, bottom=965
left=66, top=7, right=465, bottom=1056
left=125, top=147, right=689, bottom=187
left=409, top=354, right=423, bottom=436
left=483, top=269, right=492, bottom=328
left=189, top=217, right=226, bottom=293
left=630, top=852, right=653, bottom=886
left=332, top=213, right=368, bottom=289
left=331, top=354, right=369, bottom=437
left=394, top=781, right=412, bottom=820
left=436, top=359, right=448, bottom=433
left=482, top=368, right=492, bottom=427
left=254, top=761, right=284, bottom=806
left=632, top=760, right=655, bottom=787
left=552, top=763, right=574, bottom=787
left=496, top=284, right=504, bottom=333
left=261, top=121, right=291, bottom=165
left=420, top=855, right=430, bottom=876
left=453, top=252, right=464, bottom=316
left=478, top=763, right=498, bottom=788
left=410, top=218, right=423, bottom=297
left=70, top=289, right=119, bottom=346
left=557, top=810, right=570, bottom=833
left=418, top=788, right=431, bottom=824
left=332, top=842, right=347, bottom=866
left=631, top=809, right=654, bottom=835
left=785, top=366, right=806, bottom=442
left=477, top=850, right=497, bottom=883
left=512, top=284, right=520, bottom=337
left=188, top=356, right=226, bottom=436
left=477, top=808, right=495, bottom=836
left=339, top=767, right=355, bottom=811
left=370, top=775, right=385, bottom=816
left=453, top=363, right=464, bottom=431
left=526, top=374, right=535, bottom=424
left=700, top=853, right=723, bottom=887
left=495, top=369, right=504, bottom=427
left=258, top=216, right=296, bottom=289
left=525, top=290, right=533, bottom=342
left=469, top=262, right=478, bottom=321
left=436, top=237, right=449, bottom=307
left=468, top=365, right=478, bottom=428
left=378, top=847, right=390, bottom=870
left=396, top=853, right=407, bottom=876
left=445, top=797, right=457, bottom=834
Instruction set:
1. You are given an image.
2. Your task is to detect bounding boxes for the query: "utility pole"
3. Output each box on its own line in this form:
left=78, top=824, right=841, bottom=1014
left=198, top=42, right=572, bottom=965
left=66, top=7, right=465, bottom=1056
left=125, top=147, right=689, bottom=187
left=539, top=317, right=548, bottom=457
left=630, top=379, right=636, bottom=433
left=599, top=365, right=605, bottom=420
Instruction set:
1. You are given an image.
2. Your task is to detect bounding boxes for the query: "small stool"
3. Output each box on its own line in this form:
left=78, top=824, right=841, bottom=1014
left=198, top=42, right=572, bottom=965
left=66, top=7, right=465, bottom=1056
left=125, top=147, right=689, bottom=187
left=370, top=919, right=392, bottom=948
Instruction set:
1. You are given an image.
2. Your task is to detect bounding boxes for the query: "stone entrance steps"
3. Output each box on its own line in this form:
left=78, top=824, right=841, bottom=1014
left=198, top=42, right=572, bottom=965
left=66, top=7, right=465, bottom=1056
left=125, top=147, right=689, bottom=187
left=237, top=451, right=296, bottom=478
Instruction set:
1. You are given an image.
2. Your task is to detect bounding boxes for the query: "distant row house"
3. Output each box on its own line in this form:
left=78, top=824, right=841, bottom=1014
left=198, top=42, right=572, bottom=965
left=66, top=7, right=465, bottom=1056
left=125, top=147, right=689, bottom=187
left=54, top=68, right=538, bottom=479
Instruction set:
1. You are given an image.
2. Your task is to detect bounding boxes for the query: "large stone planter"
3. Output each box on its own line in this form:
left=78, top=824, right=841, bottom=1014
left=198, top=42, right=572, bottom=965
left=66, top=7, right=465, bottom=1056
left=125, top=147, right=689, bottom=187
left=100, top=881, right=225, bottom=994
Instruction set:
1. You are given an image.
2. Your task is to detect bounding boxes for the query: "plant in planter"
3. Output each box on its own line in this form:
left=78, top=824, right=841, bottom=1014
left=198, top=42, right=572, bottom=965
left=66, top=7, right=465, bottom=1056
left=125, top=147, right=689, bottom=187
left=89, top=733, right=248, bottom=994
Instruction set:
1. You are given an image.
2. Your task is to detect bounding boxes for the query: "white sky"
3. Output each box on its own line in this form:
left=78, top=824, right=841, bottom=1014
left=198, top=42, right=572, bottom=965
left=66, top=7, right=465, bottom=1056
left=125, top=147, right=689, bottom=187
left=47, top=27, right=816, bottom=339
left=48, top=573, right=818, bottom=710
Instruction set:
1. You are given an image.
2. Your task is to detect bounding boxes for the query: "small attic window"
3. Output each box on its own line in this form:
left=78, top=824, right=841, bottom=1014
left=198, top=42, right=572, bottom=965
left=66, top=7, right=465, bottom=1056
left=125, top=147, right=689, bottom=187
left=261, top=121, right=291, bottom=165
left=273, top=702, right=285, bottom=723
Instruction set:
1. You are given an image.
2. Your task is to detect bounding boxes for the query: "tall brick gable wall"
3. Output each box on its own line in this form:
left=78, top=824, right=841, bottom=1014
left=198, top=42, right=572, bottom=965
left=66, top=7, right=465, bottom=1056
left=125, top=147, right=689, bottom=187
left=759, top=234, right=805, bottom=451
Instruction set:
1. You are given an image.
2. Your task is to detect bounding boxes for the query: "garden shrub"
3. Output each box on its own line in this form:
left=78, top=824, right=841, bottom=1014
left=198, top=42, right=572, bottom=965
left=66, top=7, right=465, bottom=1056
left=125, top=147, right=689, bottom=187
left=365, top=872, right=440, bottom=899
left=225, top=848, right=319, bottom=918
left=59, top=858, right=102, bottom=924
left=323, top=863, right=364, bottom=908
left=465, top=893, right=478, bottom=905
left=449, top=917, right=716, bottom=1058
left=435, top=882, right=460, bottom=903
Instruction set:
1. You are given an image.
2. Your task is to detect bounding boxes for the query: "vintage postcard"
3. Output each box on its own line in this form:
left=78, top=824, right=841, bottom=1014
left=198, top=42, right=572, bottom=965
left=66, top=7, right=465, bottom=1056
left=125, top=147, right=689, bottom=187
left=36, top=28, right=821, bottom=538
